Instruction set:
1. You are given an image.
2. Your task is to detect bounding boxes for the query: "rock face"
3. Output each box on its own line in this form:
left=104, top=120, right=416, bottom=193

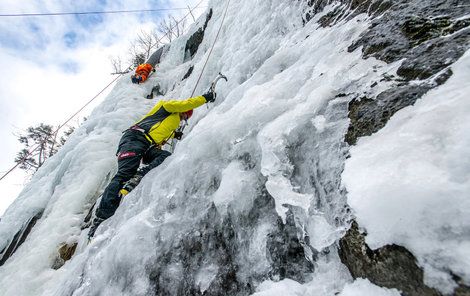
left=344, top=84, right=432, bottom=145
left=341, top=0, right=470, bottom=144
left=305, top=0, right=470, bottom=145
left=455, top=283, right=470, bottom=296
left=182, top=65, right=194, bottom=81
left=184, top=9, right=213, bottom=61
left=149, top=187, right=314, bottom=296
left=52, top=242, right=78, bottom=270
left=338, top=221, right=441, bottom=296
left=305, top=0, right=470, bottom=294
left=0, top=211, right=43, bottom=266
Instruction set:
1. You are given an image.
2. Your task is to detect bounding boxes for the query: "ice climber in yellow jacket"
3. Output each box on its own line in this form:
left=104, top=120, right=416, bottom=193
left=88, top=91, right=216, bottom=238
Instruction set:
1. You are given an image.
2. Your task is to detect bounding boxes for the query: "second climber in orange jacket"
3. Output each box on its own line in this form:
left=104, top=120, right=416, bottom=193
left=131, top=63, right=154, bottom=84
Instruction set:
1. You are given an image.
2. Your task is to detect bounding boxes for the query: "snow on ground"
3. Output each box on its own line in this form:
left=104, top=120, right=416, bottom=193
left=251, top=278, right=306, bottom=296
left=342, top=50, right=470, bottom=292
left=338, top=278, right=401, bottom=296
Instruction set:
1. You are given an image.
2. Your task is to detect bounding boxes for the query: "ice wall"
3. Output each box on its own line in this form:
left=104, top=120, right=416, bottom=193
left=0, top=0, right=469, bottom=295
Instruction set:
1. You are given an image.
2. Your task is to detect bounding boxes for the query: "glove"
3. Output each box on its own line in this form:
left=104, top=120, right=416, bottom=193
left=174, top=131, right=183, bottom=140
left=203, top=91, right=216, bottom=103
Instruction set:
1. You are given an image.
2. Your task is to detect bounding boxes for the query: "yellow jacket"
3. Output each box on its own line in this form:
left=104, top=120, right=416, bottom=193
left=134, top=96, right=206, bottom=145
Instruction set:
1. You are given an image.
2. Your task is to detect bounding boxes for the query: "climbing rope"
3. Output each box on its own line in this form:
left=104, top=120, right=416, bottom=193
left=190, top=0, right=231, bottom=97
left=0, top=0, right=206, bottom=183
left=0, top=7, right=207, bottom=17
left=0, top=75, right=121, bottom=182
left=170, top=0, right=231, bottom=153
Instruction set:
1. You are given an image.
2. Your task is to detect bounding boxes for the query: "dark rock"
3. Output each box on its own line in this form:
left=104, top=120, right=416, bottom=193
left=339, top=221, right=441, bottom=296
left=336, top=1, right=469, bottom=146
left=452, top=274, right=470, bottom=296
left=149, top=185, right=315, bottom=295
left=452, top=18, right=470, bottom=33
left=267, top=209, right=315, bottom=282
left=305, top=0, right=392, bottom=26
left=455, top=284, right=470, bottom=296
left=305, top=0, right=470, bottom=153
left=52, top=242, right=78, bottom=270
left=349, top=0, right=470, bottom=62
left=318, top=6, right=348, bottom=27
left=184, top=9, right=213, bottom=61
left=347, top=1, right=470, bottom=75
left=456, top=287, right=470, bottom=296
left=182, top=65, right=194, bottom=81
left=0, top=211, right=43, bottom=266
left=434, top=69, right=453, bottom=86
left=396, top=29, right=470, bottom=80
left=401, top=16, right=452, bottom=45
left=149, top=204, right=248, bottom=296
left=345, top=84, right=431, bottom=145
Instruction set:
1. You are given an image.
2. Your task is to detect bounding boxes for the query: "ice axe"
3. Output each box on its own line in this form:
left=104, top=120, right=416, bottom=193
left=169, top=72, right=228, bottom=152
left=207, top=72, right=228, bottom=104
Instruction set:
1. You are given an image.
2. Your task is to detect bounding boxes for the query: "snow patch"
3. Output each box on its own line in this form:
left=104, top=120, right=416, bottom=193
left=343, top=50, right=470, bottom=292
left=338, top=278, right=401, bottom=296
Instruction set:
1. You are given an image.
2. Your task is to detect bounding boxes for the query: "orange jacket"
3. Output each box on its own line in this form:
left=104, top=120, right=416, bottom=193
left=135, top=63, right=154, bottom=82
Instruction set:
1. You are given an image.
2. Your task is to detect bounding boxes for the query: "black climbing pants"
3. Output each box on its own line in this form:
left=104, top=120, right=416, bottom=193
left=95, top=129, right=171, bottom=220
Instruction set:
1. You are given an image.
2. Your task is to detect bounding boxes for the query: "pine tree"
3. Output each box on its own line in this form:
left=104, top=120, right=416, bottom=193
left=14, top=123, right=72, bottom=173
left=59, top=126, right=75, bottom=146
left=132, top=53, right=146, bottom=67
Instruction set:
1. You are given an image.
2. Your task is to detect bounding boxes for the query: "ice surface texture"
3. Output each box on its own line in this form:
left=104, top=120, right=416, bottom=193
left=0, top=0, right=469, bottom=295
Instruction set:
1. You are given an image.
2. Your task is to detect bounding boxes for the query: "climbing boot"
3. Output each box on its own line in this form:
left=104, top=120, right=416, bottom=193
left=119, top=174, right=143, bottom=197
left=88, top=216, right=105, bottom=239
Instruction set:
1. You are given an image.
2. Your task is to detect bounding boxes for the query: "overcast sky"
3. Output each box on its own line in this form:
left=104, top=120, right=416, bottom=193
left=0, top=0, right=207, bottom=216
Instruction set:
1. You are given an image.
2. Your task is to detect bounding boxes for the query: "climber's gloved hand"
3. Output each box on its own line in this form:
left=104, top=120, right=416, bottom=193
left=203, top=91, right=216, bottom=103
left=174, top=131, right=183, bottom=140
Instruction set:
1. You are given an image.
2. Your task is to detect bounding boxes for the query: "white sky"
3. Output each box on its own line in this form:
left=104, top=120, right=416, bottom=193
left=0, top=0, right=207, bottom=216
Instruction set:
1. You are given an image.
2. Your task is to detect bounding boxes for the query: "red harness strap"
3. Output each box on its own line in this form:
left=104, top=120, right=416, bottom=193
left=117, top=151, right=137, bottom=160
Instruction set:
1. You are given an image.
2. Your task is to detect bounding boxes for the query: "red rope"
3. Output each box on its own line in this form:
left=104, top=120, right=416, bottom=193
left=0, top=0, right=207, bottom=182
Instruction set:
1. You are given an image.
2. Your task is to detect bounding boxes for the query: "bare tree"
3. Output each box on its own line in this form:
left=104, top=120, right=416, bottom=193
left=109, top=56, right=130, bottom=75
left=158, top=17, right=174, bottom=42
left=157, top=15, right=186, bottom=42
left=171, top=16, right=187, bottom=39
left=127, top=37, right=152, bottom=67
left=187, top=5, right=196, bottom=22
left=136, top=29, right=161, bottom=60
left=109, top=13, right=192, bottom=74
left=151, top=29, right=163, bottom=49
left=128, top=41, right=141, bottom=65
